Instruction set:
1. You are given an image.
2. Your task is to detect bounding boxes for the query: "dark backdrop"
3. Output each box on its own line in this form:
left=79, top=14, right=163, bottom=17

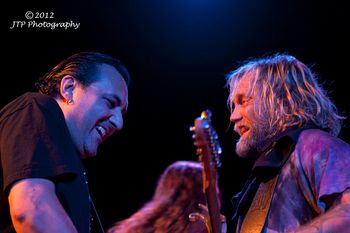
left=3, top=0, right=349, bottom=231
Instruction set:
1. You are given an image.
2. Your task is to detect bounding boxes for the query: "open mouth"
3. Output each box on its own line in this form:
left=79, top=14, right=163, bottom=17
left=96, top=125, right=107, bottom=139
left=239, top=126, right=249, bottom=136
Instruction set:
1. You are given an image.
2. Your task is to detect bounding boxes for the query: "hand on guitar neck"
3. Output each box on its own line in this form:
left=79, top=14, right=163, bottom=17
left=189, top=110, right=227, bottom=233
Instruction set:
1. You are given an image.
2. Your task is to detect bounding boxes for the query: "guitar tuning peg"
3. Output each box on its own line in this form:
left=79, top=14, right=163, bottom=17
left=216, top=146, right=222, bottom=154
left=198, top=154, right=203, bottom=162
left=218, top=149, right=222, bottom=155
left=189, top=126, right=195, bottom=132
left=201, top=109, right=212, bottom=119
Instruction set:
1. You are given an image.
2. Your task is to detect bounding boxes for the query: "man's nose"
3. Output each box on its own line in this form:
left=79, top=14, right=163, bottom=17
left=109, top=109, right=124, bottom=131
left=230, top=106, right=242, bottom=124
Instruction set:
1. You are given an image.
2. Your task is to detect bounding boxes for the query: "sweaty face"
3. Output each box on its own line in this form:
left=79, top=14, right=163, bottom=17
left=66, top=64, right=128, bottom=158
left=229, top=75, right=270, bottom=158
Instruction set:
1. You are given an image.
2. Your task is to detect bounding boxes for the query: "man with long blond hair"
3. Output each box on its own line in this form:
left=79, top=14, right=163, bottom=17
left=227, top=53, right=350, bottom=232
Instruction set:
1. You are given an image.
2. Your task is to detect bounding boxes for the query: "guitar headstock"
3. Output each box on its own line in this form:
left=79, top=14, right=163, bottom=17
left=190, top=109, right=222, bottom=168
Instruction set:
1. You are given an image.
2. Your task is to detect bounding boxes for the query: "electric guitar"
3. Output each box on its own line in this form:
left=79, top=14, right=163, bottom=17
left=189, top=110, right=223, bottom=233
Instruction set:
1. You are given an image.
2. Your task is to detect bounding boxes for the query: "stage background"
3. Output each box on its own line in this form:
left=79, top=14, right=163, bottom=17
left=3, top=0, right=349, bottom=231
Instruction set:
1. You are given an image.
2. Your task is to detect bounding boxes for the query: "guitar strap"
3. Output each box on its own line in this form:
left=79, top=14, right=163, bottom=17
left=233, top=125, right=317, bottom=233
left=89, top=195, right=106, bottom=233
left=239, top=173, right=279, bottom=233
left=83, top=169, right=105, bottom=233
left=239, top=129, right=300, bottom=233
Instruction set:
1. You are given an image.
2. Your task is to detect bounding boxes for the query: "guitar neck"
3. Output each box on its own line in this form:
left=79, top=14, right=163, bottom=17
left=203, top=159, right=221, bottom=233
left=205, top=177, right=221, bottom=233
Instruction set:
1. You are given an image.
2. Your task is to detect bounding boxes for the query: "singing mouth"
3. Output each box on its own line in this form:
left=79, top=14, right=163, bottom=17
left=236, top=125, right=249, bottom=137
left=96, top=125, right=107, bottom=140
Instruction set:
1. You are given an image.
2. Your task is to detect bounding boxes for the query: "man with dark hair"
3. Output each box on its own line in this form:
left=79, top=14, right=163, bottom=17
left=227, top=53, right=350, bottom=232
left=0, top=51, right=129, bottom=232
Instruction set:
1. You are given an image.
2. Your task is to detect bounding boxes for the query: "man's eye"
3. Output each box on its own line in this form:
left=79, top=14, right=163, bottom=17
left=240, top=97, right=251, bottom=105
left=105, top=98, right=115, bottom=108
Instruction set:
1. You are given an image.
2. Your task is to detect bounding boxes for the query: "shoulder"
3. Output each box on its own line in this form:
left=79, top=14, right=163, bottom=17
left=18, top=92, right=58, bottom=110
left=1, top=92, right=60, bottom=121
left=297, top=129, right=350, bottom=152
left=294, top=129, right=350, bottom=167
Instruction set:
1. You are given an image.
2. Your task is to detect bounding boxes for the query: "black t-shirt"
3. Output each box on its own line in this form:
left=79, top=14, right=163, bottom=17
left=0, top=92, right=90, bottom=233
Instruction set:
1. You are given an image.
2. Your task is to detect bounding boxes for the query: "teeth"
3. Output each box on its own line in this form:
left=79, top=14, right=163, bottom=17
left=240, top=126, right=249, bottom=135
left=96, top=126, right=106, bottom=138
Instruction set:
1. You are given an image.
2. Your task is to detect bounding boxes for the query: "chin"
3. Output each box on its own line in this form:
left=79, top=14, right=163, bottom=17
left=81, top=147, right=98, bottom=159
left=235, top=139, right=259, bottom=158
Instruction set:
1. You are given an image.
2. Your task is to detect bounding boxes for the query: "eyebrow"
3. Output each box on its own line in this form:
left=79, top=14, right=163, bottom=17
left=232, top=93, right=252, bottom=104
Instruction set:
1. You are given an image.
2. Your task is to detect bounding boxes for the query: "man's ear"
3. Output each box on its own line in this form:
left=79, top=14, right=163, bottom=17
left=60, top=75, right=76, bottom=103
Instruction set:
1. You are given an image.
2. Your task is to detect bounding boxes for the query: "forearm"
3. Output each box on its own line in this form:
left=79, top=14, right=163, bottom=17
left=290, top=203, right=350, bottom=233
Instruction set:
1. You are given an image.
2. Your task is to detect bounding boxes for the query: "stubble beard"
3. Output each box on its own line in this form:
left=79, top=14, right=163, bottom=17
left=235, top=122, right=271, bottom=158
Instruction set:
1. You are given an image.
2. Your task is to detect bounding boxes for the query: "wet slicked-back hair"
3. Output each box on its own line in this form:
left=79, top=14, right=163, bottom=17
left=227, top=53, right=344, bottom=137
left=108, top=161, right=207, bottom=233
left=35, top=51, right=130, bottom=96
